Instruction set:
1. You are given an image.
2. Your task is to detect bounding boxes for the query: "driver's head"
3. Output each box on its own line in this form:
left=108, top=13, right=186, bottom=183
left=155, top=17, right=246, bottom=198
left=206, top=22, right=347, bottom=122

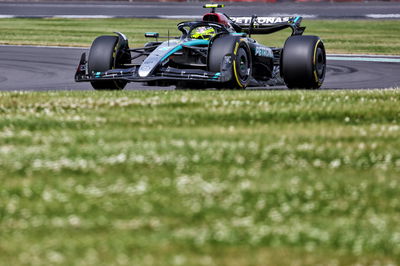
left=190, top=26, right=216, bottom=40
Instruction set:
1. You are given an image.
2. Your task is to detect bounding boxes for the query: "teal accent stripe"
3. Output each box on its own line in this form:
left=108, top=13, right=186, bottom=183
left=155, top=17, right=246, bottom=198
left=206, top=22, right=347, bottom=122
left=327, top=56, right=400, bottom=63
left=231, top=33, right=246, bottom=36
left=161, top=40, right=209, bottom=61
left=161, top=46, right=181, bottom=61
left=184, top=40, right=210, bottom=46
left=212, top=72, right=221, bottom=79
left=294, top=16, right=300, bottom=23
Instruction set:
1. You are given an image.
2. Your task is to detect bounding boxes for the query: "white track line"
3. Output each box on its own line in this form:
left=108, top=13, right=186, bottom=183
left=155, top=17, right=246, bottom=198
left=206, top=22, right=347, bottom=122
left=367, top=14, right=400, bottom=19
left=56, top=15, right=114, bottom=19
left=157, top=15, right=201, bottom=19
left=327, top=56, right=400, bottom=63
left=328, top=53, right=400, bottom=58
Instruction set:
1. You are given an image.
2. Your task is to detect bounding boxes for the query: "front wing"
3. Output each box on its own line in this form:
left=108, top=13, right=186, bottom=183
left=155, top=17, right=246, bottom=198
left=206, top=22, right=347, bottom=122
left=75, top=53, right=226, bottom=84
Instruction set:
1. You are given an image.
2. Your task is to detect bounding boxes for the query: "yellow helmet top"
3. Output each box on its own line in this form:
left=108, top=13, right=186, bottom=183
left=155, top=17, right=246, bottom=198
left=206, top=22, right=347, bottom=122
left=190, top=26, right=216, bottom=40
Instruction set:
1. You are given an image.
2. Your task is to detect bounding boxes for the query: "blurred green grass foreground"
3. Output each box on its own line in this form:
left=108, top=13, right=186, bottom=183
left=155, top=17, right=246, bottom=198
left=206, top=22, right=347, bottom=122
left=1, top=90, right=400, bottom=265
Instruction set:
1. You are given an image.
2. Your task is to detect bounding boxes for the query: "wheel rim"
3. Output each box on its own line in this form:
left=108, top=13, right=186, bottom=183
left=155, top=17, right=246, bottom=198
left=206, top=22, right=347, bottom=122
left=237, top=48, right=250, bottom=81
left=315, top=46, right=326, bottom=79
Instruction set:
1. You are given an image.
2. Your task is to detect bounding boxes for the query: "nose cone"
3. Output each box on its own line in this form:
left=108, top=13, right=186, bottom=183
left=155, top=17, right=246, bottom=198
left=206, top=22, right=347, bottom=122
left=138, top=40, right=180, bottom=77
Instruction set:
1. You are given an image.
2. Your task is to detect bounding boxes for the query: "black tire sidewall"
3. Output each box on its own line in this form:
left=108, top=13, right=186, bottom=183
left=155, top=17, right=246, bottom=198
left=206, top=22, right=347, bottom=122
left=88, top=35, right=127, bottom=90
left=281, top=35, right=326, bottom=89
left=208, top=35, right=251, bottom=89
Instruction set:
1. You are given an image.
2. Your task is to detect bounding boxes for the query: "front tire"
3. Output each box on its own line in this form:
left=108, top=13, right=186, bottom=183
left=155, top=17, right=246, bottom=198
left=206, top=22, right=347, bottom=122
left=208, top=35, right=252, bottom=89
left=88, top=35, right=127, bottom=90
left=281, top=35, right=326, bottom=89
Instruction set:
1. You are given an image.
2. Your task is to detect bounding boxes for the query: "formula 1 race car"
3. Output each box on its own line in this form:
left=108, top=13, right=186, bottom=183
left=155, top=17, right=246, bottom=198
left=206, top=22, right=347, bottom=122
left=75, top=4, right=326, bottom=90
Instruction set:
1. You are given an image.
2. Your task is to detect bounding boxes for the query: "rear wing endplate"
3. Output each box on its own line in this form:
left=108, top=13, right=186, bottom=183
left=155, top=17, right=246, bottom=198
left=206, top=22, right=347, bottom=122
left=229, top=16, right=305, bottom=35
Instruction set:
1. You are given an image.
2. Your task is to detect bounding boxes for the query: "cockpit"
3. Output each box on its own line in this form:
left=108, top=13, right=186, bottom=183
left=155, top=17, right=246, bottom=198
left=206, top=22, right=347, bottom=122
left=177, top=21, right=232, bottom=40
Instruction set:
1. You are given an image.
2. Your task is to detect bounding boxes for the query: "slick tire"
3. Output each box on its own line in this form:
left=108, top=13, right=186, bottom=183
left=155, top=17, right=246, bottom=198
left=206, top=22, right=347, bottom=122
left=208, top=35, right=252, bottom=89
left=281, top=35, right=326, bottom=89
left=88, top=35, right=127, bottom=90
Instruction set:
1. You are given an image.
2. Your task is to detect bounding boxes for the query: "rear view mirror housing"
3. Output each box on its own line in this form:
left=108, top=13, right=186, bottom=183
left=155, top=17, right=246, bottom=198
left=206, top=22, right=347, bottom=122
left=145, top=32, right=160, bottom=38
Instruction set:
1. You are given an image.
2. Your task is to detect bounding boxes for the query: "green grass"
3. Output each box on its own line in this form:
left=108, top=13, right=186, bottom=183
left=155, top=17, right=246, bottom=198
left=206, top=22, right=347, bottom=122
left=0, top=18, right=399, bottom=54
left=1, top=90, right=400, bottom=265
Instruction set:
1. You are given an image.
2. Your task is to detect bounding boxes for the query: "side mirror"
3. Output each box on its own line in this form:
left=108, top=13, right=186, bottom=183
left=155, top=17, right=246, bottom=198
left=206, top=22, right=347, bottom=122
left=145, top=32, right=159, bottom=38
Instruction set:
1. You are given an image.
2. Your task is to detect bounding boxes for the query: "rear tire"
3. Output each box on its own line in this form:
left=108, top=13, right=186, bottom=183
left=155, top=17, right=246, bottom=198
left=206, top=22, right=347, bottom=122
left=281, top=35, right=326, bottom=89
left=88, top=35, right=127, bottom=90
left=208, top=35, right=252, bottom=89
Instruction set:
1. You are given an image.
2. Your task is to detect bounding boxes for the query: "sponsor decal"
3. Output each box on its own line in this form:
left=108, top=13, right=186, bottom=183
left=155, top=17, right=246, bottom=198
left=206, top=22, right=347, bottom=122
left=231, top=16, right=291, bottom=25
left=254, top=46, right=273, bottom=58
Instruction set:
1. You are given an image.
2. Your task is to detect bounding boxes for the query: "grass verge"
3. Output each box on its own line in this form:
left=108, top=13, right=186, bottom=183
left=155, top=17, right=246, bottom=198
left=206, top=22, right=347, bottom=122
left=0, top=18, right=399, bottom=54
left=1, top=89, right=400, bottom=265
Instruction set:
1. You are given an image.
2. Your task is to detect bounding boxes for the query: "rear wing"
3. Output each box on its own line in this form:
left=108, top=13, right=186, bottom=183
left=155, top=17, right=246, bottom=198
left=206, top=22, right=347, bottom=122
left=229, top=16, right=305, bottom=36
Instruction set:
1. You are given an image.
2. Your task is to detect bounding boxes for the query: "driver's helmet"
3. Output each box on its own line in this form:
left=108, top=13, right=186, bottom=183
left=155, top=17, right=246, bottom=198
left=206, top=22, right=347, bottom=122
left=190, top=26, right=216, bottom=40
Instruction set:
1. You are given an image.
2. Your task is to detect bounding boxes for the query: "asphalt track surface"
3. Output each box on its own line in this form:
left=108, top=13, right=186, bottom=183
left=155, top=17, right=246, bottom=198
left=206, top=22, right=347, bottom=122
left=0, top=45, right=399, bottom=91
left=0, top=1, right=400, bottom=19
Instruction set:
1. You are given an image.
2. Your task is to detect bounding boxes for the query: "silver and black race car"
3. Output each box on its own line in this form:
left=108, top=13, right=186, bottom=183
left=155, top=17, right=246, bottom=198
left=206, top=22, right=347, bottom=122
left=75, top=4, right=326, bottom=90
